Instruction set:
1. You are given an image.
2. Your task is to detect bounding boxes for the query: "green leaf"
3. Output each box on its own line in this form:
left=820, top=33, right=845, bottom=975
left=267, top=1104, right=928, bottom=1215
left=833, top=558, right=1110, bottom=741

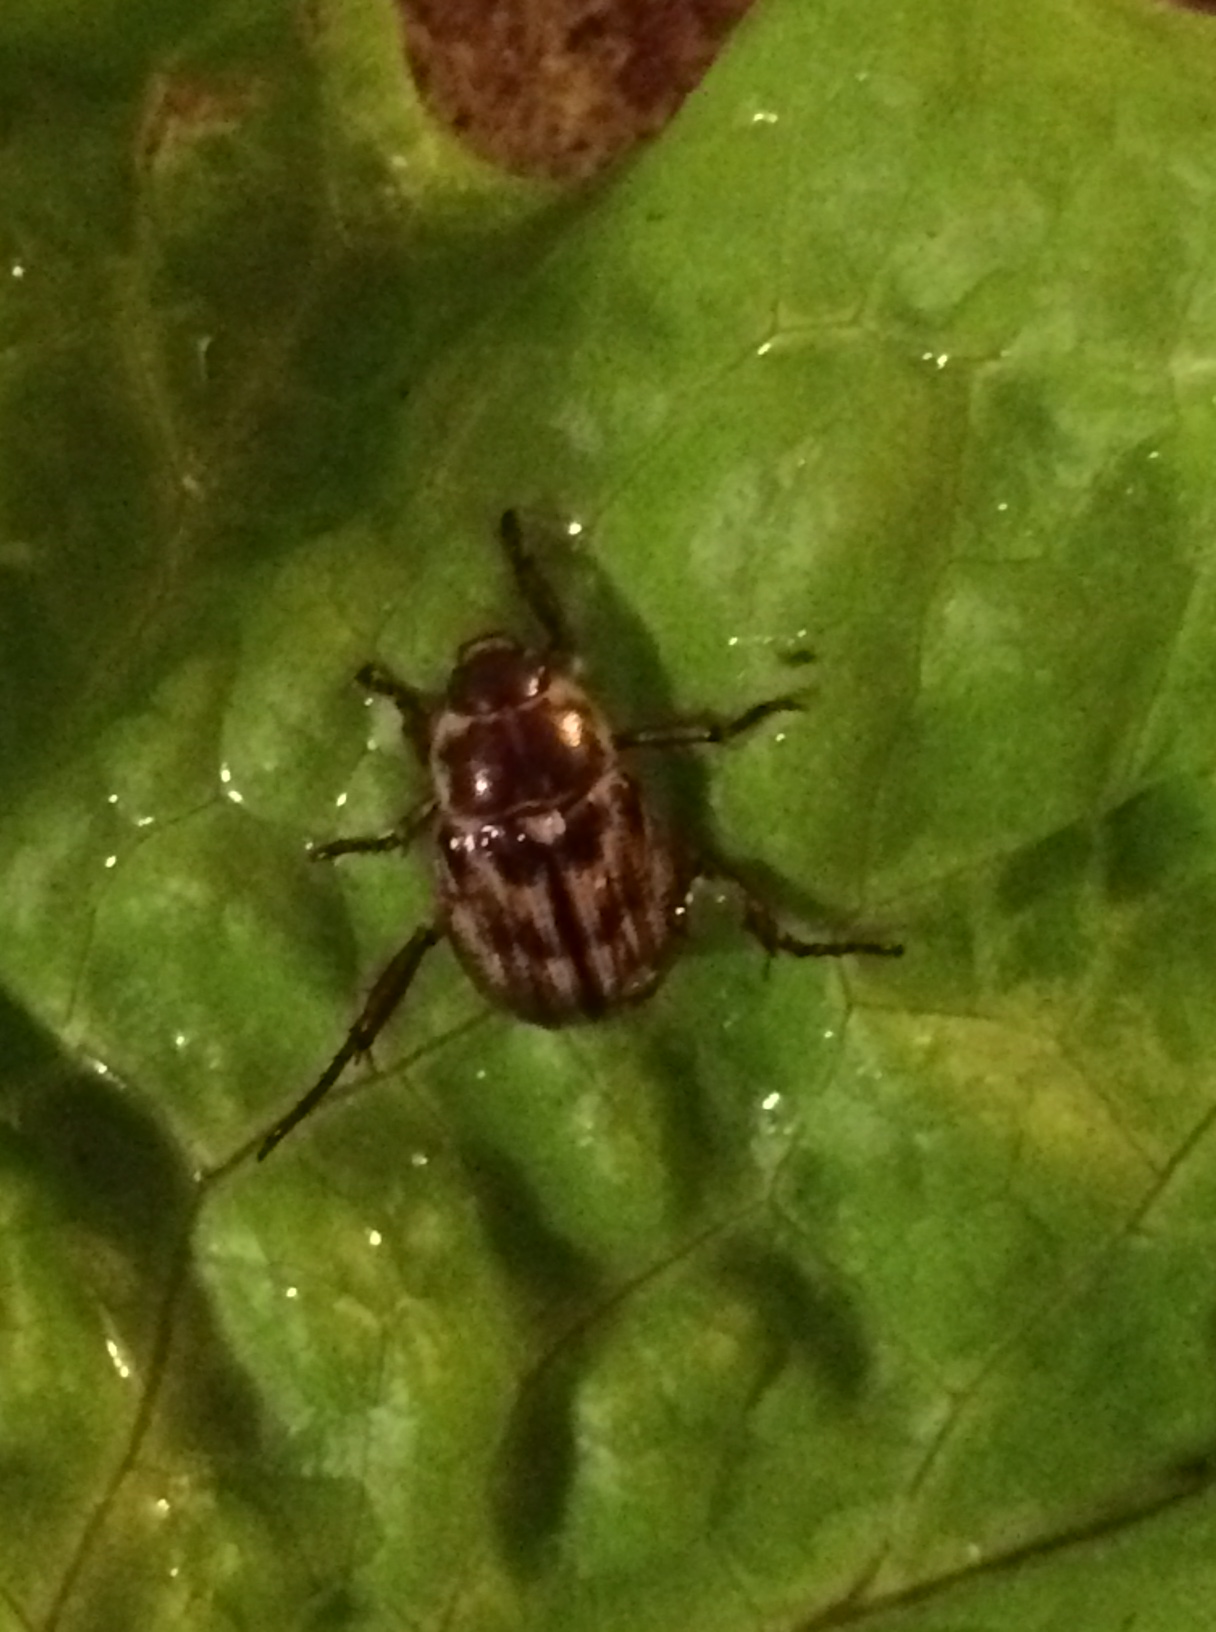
left=3, top=0, right=1216, bottom=1628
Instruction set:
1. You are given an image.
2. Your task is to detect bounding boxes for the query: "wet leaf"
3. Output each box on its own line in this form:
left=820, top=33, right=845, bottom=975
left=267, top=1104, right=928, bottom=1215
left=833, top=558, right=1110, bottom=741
left=3, top=0, right=1216, bottom=1629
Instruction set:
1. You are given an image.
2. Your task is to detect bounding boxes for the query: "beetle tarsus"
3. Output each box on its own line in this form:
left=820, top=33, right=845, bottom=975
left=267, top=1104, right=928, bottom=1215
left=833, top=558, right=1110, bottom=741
left=310, top=832, right=405, bottom=861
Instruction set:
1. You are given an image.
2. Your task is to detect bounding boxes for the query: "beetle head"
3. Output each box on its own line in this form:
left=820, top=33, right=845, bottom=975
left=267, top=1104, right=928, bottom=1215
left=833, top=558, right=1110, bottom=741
left=448, top=634, right=548, bottom=716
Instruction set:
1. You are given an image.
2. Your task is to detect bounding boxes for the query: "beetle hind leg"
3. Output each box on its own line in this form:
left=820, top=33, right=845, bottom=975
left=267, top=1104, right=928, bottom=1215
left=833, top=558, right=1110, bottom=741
left=256, top=922, right=443, bottom=1161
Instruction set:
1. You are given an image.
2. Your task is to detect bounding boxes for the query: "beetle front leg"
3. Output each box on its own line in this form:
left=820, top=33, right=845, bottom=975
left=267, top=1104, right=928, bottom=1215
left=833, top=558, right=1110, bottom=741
left=498, top=508, right=576, bottom=659
left=257, top=922, right=444, bottom=1161
left=616, top=694, right=804, bottom=751
left=309, top=797, right=436, bottom=862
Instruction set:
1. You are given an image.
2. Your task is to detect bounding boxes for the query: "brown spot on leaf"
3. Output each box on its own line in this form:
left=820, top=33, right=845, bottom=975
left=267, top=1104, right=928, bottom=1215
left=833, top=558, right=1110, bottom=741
left=396, top=0, right=757, bottom=180
left=137, top=72, right=263, bottom=170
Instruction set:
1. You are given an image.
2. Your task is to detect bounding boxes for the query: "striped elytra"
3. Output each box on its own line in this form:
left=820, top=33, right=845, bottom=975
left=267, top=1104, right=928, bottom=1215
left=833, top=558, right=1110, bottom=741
left=432, top=639, right=686, bottom=1022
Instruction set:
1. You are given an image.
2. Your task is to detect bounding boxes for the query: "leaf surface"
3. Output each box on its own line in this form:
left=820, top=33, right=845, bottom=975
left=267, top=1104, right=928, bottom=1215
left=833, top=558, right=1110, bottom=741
left=3, top=1, right=1216, bottom=1629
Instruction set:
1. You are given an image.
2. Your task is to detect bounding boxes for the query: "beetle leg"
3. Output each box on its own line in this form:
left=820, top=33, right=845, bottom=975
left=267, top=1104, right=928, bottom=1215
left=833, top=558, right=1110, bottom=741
left=257, top=923, right=444, bottom=1161
left=701, top=859, right=903, bottom=960
left=356, top=661, right=433, bottom=761
left=616, top=694, right=804, bottom=751
left=309, top=797, right=436, bottom=862
left=499, top=508, right=575, bottom=658
left=738, top=895, right=904, bottom=959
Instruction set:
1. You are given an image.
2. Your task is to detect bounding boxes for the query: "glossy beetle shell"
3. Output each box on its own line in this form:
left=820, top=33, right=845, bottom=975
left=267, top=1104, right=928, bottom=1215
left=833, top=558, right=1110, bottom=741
left=429, top=635, right=687, bottom=1022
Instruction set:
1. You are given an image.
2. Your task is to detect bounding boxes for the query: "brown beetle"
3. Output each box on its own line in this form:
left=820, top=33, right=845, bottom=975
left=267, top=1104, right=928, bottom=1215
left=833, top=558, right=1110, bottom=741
left=257, top=512, right=900, bottom=1160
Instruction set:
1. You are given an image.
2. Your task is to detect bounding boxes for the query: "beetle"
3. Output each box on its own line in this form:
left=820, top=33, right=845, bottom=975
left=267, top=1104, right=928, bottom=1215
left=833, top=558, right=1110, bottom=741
left=256, top=511, right=901, bottom=1160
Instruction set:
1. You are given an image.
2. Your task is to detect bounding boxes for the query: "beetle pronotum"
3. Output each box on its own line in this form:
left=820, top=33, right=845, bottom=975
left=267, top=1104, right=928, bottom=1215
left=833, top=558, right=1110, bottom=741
left=257, top=512, right=901, bottom=1160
